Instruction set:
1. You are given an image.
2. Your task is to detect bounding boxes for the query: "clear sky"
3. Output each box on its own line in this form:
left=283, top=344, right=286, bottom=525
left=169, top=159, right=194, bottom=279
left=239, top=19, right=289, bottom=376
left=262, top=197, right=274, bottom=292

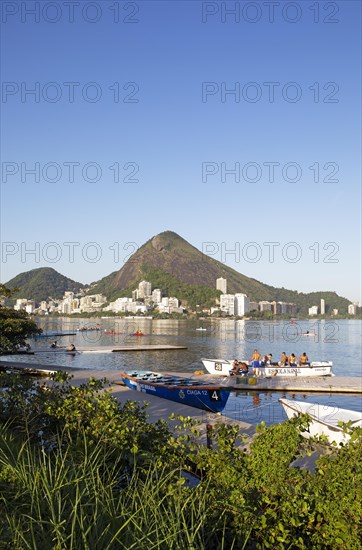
left=1, top=0, right=361, bottom=303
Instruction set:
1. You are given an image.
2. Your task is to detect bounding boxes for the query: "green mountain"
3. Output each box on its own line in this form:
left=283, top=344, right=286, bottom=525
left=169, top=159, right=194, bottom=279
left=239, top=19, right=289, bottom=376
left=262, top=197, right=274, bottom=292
left=89, top=231, right=352, bottom=313
left=5, top=268, right=84, bottom=303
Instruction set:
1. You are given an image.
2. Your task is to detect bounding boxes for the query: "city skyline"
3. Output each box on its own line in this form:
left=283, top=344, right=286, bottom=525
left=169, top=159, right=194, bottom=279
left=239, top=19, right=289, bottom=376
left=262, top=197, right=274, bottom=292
left=1, top=2, right=361, bottom=302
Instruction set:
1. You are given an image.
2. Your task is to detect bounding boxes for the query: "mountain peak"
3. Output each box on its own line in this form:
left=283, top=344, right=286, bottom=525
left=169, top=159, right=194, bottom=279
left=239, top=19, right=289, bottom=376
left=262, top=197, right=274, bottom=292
left=150, top=231, right=188, bottom=252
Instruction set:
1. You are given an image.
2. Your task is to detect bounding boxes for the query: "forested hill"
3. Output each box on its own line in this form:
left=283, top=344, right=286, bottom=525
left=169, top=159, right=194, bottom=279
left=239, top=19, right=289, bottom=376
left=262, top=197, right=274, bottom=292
left=5, top=268, right=84, bottom=302
left=88, top=231, right=352, bottom=313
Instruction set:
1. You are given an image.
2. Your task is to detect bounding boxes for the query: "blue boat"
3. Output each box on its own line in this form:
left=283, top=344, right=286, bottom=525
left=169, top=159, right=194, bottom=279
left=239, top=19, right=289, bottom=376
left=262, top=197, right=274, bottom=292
left=121, top=371, right=230, bottom=413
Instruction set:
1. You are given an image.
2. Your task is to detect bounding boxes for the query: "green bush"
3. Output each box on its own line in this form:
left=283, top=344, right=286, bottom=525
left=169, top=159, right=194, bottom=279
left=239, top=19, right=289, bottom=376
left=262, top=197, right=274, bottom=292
left=0, top=373, right=361, bottom=549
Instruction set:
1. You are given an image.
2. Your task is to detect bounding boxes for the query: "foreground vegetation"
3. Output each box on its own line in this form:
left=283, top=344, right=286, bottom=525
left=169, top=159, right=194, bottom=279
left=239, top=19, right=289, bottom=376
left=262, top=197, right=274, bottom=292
left=0, top=373, right=361, bottom=549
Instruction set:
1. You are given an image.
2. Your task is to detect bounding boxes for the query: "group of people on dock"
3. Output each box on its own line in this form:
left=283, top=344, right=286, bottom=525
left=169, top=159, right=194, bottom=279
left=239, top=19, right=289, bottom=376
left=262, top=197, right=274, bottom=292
left=229, top=349, right=309, bottom=376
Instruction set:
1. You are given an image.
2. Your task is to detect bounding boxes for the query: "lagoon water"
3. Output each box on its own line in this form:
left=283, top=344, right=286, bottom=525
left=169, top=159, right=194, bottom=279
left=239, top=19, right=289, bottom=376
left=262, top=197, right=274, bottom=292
left=6, top=318, right=362, bottom=426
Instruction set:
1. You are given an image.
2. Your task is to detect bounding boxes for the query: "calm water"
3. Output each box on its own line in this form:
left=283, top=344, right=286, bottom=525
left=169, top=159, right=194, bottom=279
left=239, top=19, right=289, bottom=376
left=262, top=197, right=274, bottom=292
left=5, top=318, right=362, bottom=426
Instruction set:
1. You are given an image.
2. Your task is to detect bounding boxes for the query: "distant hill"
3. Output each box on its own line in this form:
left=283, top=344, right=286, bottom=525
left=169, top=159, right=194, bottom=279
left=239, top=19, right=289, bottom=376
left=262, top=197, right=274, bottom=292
left=89, top=231, right=352, bottom=313
left=5, top=268, right=84, bottom=303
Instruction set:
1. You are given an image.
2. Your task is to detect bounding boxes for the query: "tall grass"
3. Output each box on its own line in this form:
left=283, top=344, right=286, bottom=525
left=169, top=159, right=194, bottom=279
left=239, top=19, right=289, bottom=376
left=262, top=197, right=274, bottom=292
left=0, top=424, right=238, bottom=549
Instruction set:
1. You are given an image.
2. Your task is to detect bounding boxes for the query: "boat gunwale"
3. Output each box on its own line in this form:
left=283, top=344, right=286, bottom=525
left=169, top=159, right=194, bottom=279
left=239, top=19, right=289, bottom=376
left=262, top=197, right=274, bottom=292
left=121, top=372, right=228, bottom=391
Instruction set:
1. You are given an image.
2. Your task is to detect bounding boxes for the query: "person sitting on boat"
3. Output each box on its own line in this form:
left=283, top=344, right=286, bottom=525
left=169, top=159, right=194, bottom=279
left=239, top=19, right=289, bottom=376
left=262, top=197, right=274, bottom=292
left=238, top=362, right=249, bottom=376
left=299, top=352, right=309, bottom=365
left=279, top=352, right=288, bottom=366
left=229, top=359, right=240, bottom=376
left=288, top=353, right=298, bottom=366
left=262, top=354, right=272, bottom=366
left=279, top=352, right=287, bottom=366
left=66, top=344, right=76, bottom=351
left=50, top=341, right=57, bottom=348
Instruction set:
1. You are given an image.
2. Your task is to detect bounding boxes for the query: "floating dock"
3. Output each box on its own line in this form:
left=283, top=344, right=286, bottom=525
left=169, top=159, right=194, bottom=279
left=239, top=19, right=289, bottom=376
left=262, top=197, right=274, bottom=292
left=0, top=361, right=361, bottom=394
left=195, top=373, right=362, bottom=394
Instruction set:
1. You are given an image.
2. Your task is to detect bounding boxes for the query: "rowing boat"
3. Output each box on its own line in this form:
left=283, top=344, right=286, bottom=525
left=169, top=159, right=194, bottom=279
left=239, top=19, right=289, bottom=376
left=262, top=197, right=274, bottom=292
left=121, top=371, right=230, bottom=413
left=202, top=358, right=334, bottom=377
left=279, top=398, right=362, bottom=445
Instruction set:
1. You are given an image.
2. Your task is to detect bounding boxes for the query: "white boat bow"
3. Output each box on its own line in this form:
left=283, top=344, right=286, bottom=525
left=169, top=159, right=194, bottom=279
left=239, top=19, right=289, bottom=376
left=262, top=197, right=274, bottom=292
left=279, top=398, right=362, bottom=445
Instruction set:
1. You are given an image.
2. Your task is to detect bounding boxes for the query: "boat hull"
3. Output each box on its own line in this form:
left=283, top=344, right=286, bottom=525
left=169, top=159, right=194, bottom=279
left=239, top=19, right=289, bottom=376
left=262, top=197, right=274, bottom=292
left=279, top=398, right=362, bottom=445
left=202, top=358, right=333, bottom=377
left=121, top=371, right=229, bottom=413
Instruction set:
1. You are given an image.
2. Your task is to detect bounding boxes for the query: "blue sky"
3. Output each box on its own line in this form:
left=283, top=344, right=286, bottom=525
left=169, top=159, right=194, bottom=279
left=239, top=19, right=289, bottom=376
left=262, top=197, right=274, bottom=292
left=1, top=0, right=361, bottom=303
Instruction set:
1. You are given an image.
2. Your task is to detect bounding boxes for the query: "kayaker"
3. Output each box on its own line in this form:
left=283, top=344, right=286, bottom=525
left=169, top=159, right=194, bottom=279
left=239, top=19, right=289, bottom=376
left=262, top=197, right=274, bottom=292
left=66, top=344, right=76, bottom=351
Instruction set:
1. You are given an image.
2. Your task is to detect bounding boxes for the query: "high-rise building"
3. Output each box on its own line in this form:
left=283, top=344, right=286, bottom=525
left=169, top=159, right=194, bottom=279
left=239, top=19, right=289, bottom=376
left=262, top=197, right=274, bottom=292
left=320, top=299, right=325, bottom=315
left=348, top=304, right=356, bottom=315
left=216, top=277, right=227, bottom=293
left=234, top=293, right=250, bottom=317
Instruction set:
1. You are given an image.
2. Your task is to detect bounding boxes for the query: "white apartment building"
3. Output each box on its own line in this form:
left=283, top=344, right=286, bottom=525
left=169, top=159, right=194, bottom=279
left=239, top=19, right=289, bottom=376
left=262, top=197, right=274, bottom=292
left=234, top=293, right=250, bottom=317
left=14, top=299, right=28, bottom=311
left=348, top=304, right=356, bottom=315
left=320, top=299, right=325, bottom=315
left=168, top=297, right=180, bottom=308
left=309, top=306, right=319, bottom=315
left=259, top=301, right=273, bottom=311
left=138, top=280, right=152, bottom=299
left=79, top=294, right=106, bottom=313
left=220, top=294, right=235, bottom=316
left=104, top=297, right=133, bottom=313
left=216, top=277, right=227, bottom=294
left=25, top=301, right=36, bottom=314
left=152, top=288, right=162, bottom=304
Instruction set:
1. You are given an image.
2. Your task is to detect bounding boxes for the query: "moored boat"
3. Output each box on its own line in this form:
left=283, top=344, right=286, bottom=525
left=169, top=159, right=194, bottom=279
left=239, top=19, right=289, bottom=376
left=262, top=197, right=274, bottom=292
left=202, top=358, right=334, bottom=377
left=121, top=371, right=230, bottom=413
left=279, top=398, right=362, bottom=445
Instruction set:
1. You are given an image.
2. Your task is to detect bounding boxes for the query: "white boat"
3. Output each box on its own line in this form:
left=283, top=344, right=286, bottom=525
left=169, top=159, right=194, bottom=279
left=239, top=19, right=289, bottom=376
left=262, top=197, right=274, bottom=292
left=279, top=398, right=362, bottom=445
left=195, top=327, right=207, bottom=331
left=201, top=358, right=334, bottom=377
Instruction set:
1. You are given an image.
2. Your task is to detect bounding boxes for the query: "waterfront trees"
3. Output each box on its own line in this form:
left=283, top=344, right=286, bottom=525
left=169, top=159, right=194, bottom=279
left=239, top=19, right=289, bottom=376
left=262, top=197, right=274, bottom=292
left=0, top=284, right=42, bottom=353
